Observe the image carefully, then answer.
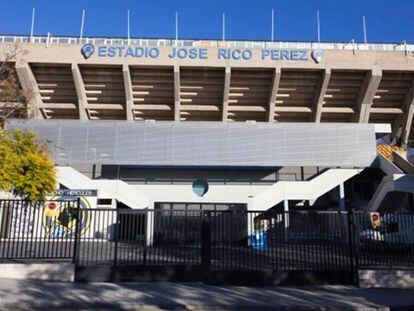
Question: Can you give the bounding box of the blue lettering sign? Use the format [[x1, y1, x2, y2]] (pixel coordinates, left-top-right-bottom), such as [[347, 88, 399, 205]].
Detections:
[[91, 45, 313, 62], [98, 46, 107, 57], [218, 49, 229, 60], [199, 48, 207, 59], [125, 47, 134, 57]]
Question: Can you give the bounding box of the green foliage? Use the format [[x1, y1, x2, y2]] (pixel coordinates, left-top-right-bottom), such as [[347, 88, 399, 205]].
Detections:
[[0, 129, 56, 201]]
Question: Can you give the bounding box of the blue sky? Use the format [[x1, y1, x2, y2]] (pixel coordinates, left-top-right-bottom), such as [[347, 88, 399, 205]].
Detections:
[[1, 0, 413, 43]]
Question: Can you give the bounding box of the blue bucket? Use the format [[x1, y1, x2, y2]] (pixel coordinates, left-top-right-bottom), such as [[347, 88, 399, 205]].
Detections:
[[249, 229, 267, 250]]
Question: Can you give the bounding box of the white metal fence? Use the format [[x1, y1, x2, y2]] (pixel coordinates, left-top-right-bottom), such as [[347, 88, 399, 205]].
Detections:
[[0, 35, 411, 53]]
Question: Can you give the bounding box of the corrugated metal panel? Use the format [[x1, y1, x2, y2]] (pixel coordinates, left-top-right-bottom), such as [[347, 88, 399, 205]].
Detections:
[[6, 120, 377, 167]]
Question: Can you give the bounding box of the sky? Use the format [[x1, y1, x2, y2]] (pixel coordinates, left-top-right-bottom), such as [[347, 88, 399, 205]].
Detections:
[[1, 0, 413, 43]]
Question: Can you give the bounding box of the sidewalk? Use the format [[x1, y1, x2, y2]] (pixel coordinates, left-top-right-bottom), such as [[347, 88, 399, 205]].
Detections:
[[0, 279, 413, 310]]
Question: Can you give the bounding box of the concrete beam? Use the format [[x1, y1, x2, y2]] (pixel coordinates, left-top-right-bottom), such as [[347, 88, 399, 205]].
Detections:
[[313, 68, 331, 122], [122, 64, 134, 121], [174, 65, 180, 121], [14, 61, 43, 119], [322, 107, 355, 114], [274, 107, 312, 113], [222, 66, 231, 122], [267, 68, 281, 122], [392, 80, 414, 144], [71, 63, 88, 120], [354, 66, 382, 123], [369, 107, 404, 114]]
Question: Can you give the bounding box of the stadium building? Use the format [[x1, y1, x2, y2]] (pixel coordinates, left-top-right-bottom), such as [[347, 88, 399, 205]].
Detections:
[[1, 35, 414, 213]]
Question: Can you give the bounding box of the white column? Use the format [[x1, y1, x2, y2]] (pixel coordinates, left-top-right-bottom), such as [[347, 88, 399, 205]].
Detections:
[[145, 209, 154, 246], [247, 212, 254, 246], [339, 183, 346, 211], [284, 199, 289, 241]]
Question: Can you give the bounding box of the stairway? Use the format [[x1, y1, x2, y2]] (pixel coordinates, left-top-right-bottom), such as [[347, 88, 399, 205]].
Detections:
[[57, 166, 149, 209], [367, 174, 414, 211], [251, 168, 361, 210]]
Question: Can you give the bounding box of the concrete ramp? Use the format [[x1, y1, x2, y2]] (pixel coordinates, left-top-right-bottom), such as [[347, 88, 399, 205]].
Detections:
[[57, 166, 149, 209], [252, 168, 361, 210], [367, 174, 414, 211]]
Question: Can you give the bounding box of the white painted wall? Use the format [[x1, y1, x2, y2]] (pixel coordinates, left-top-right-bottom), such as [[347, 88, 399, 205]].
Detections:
[[134, 183, 268, 209], [58, 166, 361, 211]]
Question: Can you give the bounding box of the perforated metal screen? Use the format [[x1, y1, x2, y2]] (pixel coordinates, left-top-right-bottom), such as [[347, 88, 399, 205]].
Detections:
[[7, 120, 376, 167]]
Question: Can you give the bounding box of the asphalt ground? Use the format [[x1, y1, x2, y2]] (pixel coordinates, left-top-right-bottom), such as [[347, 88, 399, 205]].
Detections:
[[0, 279, 414, 310]]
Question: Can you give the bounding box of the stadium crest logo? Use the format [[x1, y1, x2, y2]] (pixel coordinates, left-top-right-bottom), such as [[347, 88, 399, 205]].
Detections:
[[43, 196, 92, 238], [81, 44, 95, 59], [311, 49, 324, 63]]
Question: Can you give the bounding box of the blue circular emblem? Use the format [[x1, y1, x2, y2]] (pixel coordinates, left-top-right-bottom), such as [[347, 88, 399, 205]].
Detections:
[[311, 49, 324, 63], [192, 179, 209, 197], [81, 44, 95, 59]]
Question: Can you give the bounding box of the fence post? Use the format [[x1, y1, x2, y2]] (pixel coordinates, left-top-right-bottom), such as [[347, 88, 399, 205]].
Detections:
[[113, 209, 119, 281], [143, 209, 148, 266], [201, 211, 211, 281], [347, 208, 360, 287], [72, 198, 81, 264]]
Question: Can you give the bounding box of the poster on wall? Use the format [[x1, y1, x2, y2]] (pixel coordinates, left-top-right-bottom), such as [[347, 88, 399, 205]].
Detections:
[[9, 201, 36, 238], [43, 189, 97, 238]]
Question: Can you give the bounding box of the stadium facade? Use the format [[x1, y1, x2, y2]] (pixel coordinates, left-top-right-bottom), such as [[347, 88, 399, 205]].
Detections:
[[1, 35, 414, 213]]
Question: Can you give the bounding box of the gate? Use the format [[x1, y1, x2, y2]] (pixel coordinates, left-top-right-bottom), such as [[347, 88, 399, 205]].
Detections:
[[206, 210, 355, 285], [74, 209, 357, 285], [75, 209, 203, 282], [1, 200, 414, 286]]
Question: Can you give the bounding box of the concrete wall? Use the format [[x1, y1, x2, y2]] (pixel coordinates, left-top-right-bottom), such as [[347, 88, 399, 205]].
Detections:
[[3, 42, 414, 142], [0, 263, 75, 282], [359, 269, 414, 288]]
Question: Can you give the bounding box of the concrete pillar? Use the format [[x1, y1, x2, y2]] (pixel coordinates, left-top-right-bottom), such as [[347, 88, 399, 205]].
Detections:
[[354, 66, 382, 123], [247, 212, 254, 244], [122, 64, 134, 121], [267, 67, 281, 122], [71, 63, 88, 120], [392, 81, 414, 144], [339, 182, 346, 211], [174, 65, 180, 121], [222, 66, 231, 122], [145, 209, 155, 247], [15, 61, 43, 119], [313, 68, 331, 122], [284, 199, 289, 241]]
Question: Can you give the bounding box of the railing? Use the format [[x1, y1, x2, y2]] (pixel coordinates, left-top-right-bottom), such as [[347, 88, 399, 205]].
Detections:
[[0, 34, 412, 53], [355, 211, 414, 268], [1, 199, 414, 284], [79, 170, 318, 185], [376, 137, 406, 161], [0, 199, 79, 261]]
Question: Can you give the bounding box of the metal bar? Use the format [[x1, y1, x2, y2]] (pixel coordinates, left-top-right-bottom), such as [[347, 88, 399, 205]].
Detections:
[[114, 209, 119, 271], [201, 211, 211, 281], [72, 198, 81, 264]]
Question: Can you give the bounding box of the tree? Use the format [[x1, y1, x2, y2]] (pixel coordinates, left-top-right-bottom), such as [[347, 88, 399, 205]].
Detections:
[[0, 44, 55, 201], [0, 128, 56, 202], [0, 44, 29, 128]]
